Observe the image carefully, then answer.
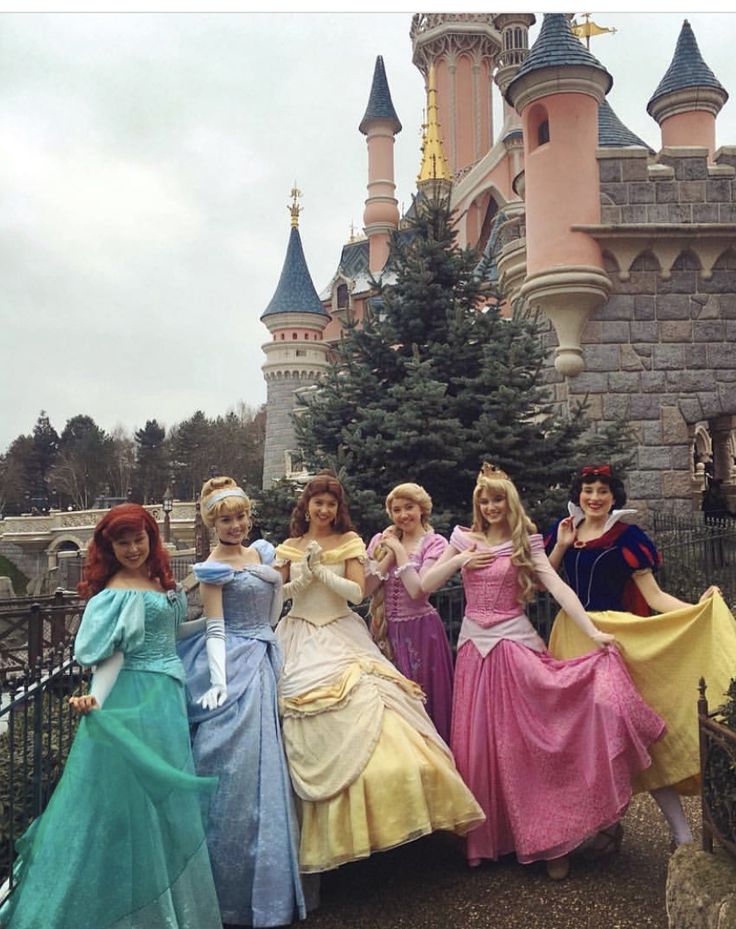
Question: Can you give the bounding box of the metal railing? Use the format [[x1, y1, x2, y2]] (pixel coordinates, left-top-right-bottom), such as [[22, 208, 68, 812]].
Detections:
[[0, 592, 84, 684], [0, 646, 89, 899], [698, 677, 736, 860], [652, 513, 736, 607]]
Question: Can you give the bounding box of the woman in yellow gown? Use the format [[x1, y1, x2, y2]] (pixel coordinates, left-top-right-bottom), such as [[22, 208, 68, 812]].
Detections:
[[274, 471, 484, 873], [546, 464, 736, 848]]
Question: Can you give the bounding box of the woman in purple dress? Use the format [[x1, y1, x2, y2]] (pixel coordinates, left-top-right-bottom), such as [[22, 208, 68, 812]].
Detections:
[[366, 483, 454, 743]]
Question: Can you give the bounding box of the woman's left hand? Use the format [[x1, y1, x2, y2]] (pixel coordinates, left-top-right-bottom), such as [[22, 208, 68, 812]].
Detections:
[[591, 631, 617, 650], [699, 585, 721, 602], [306, 540, 323, 571], [69, 694, 99, 715]]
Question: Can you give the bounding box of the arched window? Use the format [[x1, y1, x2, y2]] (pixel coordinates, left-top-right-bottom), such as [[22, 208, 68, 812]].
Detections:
[[337, 283, 349, 309]]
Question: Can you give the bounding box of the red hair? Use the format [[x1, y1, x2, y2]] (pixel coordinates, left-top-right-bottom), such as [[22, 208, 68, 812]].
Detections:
[[78, 503, 175, 599]]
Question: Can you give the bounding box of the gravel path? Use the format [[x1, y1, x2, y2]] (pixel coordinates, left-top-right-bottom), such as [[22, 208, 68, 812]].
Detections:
[[283, 795, 700, 929]]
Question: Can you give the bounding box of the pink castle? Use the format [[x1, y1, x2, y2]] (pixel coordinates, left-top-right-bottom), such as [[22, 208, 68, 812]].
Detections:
[[261, 14, 736, 520]]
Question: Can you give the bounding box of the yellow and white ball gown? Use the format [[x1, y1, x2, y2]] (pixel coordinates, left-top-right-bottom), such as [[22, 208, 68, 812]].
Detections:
[[275, 535, 484, 872]]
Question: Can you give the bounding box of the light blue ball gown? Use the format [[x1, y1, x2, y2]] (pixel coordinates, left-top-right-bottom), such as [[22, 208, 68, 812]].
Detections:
[[177, 539, 305, 928]]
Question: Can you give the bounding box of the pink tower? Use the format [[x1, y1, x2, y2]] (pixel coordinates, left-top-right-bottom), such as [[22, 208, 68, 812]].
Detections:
[[359, 56, 402, 276], [647, 19, 729, 162], [506, 13, 613, 377]]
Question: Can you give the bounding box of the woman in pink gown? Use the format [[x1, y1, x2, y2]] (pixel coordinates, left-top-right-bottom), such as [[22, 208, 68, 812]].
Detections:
[[366, 483, 454, 743], [422, 464, 666, 879]]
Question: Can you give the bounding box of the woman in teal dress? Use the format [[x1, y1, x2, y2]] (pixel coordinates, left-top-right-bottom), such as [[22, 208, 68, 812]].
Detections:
[[0, 503, 222, 929]]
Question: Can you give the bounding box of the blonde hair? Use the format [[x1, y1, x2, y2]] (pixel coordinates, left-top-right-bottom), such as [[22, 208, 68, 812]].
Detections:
[[472, 475, 537, 606], [385, 483, 432, 529], [370, 482, 433, 660], [199, 476, 251, 530]]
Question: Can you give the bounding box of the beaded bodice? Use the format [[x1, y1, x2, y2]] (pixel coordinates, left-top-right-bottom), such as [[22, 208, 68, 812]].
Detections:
[[221, 568, 278, 635]]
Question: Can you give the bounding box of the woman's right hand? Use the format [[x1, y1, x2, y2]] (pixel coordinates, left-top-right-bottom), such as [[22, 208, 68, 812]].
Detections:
[[590, 630, 616, 650], [556, 516, 576, 549], [69, 694, 99, 715], [461, 543, 495, 570]]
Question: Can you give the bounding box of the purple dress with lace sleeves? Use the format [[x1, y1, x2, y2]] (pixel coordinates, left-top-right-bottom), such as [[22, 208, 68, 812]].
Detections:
[[367, 531, 454, 743]]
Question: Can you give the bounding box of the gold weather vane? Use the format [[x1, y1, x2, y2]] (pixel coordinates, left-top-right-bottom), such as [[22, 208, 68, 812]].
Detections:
[[288, 183, 302, 228], [571, 13, 617, 50]]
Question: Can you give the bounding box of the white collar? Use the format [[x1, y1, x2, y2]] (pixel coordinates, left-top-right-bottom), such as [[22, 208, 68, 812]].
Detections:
[[567, 501, 638, 534]]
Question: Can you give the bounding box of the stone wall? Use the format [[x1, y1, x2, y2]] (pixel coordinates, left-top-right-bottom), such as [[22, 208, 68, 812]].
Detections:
[[547, 146, 736, 518], [262, 371, 313, 488]]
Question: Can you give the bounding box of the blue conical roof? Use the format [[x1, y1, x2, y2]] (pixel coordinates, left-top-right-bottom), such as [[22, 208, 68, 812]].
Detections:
[[261, 227, 328, 320], [506, 13, 612, 103], [359, 56, 402, 135], [599, 99, 652, 151], [647, 20, 727, 113]]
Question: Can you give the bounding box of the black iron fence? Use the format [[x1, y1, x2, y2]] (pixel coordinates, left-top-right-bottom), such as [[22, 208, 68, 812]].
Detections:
[[0, 592, 84, 685], [0, 646, 89, 898], [652, 512, 736, 607], [698, 677, 736, 860]]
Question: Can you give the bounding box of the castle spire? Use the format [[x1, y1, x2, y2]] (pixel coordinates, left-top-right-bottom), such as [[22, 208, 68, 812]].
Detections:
[[359, 55, 402, 135], [647, 20, 728, 159], [288, 184, 302, 229], [417, 65, 451, 193]]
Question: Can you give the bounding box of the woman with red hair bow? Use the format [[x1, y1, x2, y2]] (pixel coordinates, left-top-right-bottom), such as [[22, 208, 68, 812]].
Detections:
[[0, 504, 221, 929], [546, 465, 736, 851]]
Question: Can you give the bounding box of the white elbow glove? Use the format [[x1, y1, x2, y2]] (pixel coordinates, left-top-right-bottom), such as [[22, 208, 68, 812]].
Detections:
[[199, 617, 227, 710], [89, 650, 125, 708], [312, 563, 364, 605], [283, 561, 314, 600]]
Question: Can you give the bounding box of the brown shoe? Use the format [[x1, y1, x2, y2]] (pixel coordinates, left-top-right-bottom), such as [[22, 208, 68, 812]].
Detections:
[[546, 855, 571, 880]]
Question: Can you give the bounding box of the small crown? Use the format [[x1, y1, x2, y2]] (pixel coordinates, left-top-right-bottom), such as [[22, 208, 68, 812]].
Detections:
[[479, 461, 510, 481]]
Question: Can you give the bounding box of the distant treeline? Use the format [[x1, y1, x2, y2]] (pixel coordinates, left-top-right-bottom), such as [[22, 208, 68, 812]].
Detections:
[[0, 405, 265, 515]]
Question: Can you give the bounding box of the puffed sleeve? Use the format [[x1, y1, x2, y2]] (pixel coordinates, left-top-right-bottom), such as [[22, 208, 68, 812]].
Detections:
[[619, 525, 661, 573], [74, 589, 146, 667], [420, 532, 447, 564], [366, 532, 383, 559], [449, 526, 471, 551], [252, 538, 276, 565], [192, 561, 235, 586]]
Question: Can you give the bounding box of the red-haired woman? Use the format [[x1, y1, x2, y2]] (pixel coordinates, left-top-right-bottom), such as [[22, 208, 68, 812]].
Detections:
[[274, 472, 484, 875], [0, 504, 221, 929]]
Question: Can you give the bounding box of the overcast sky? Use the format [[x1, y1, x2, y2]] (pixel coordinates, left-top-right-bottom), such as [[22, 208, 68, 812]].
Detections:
[[2, 7, 735, 453]]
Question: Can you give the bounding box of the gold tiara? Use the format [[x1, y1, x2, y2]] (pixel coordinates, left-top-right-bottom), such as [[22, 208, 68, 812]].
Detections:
[[479, 462, 510, 481]]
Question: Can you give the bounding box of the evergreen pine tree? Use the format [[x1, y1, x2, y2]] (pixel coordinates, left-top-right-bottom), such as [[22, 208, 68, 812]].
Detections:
[[296, 195, 633, 536]]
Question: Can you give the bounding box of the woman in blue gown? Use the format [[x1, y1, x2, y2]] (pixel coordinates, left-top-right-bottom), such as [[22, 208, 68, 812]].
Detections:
[[177, 476, 305, 928], [0, 503, 222, 929]]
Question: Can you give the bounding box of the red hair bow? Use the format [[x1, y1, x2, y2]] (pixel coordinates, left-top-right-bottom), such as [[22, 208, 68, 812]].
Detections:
[[581, 465, 612, 477]]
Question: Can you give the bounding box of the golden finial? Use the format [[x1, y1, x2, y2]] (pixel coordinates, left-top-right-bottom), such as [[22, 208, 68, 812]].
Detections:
[[571, 13, 617, 50], [479, 462, 510, 482], [348, 220, 356, 243], [288, 183, 302, 228], [417, 65, 451, 187]]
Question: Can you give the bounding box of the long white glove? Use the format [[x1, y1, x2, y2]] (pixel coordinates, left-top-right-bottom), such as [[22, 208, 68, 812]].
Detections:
[[199, 617, 227, 710], [311, 563, 364, 605], [89, 650, 125, 708], [283, 560, 314, 600]]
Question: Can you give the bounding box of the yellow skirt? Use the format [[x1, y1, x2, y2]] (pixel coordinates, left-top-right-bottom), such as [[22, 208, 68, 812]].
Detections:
[[548, 593, 736, 793], [298, 707, 483, 872]]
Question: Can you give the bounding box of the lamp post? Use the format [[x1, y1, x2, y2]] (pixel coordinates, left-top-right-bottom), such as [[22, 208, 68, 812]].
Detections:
[[162, 486, 173, 544]]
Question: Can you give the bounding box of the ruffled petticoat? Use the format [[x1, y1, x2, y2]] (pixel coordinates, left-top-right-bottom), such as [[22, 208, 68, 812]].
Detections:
[[276, 610, 484, 872]]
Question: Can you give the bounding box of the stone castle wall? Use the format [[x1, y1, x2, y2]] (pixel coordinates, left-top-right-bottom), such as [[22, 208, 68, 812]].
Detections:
[[262, 371, 314, 488], [546, 146, 736, 518]]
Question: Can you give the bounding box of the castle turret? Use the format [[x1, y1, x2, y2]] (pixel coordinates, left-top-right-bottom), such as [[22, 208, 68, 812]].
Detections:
[[494, 13, 536, 144], [411, 13, 501, 177], [359, 56, 402, 275], [506, 13, 613, 377], [647, 19, 728, 161], [260, 188, 330, 487]]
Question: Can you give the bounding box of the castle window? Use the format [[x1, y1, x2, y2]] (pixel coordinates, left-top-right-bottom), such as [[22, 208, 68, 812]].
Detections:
[[527, 103, 550, 151], [280, 333, 285, 340], [538, 120, 550, 145], [337, 283, 349, 309], [292, 332, 298, 339]]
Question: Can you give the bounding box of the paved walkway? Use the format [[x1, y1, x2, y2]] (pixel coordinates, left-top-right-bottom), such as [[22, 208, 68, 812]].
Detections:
[[289, 795, 700, 929]]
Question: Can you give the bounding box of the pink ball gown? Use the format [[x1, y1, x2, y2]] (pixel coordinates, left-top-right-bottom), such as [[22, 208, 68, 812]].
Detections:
[[449, 527, 666, 865]]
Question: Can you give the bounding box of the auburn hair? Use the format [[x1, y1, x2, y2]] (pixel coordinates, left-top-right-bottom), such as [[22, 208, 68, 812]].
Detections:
[[289, 471, 355, 537], [78, 503, 175, 599]]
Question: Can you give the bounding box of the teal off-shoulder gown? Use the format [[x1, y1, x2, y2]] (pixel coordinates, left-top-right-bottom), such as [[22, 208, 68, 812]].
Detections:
[[0, 586, 222, 929]]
